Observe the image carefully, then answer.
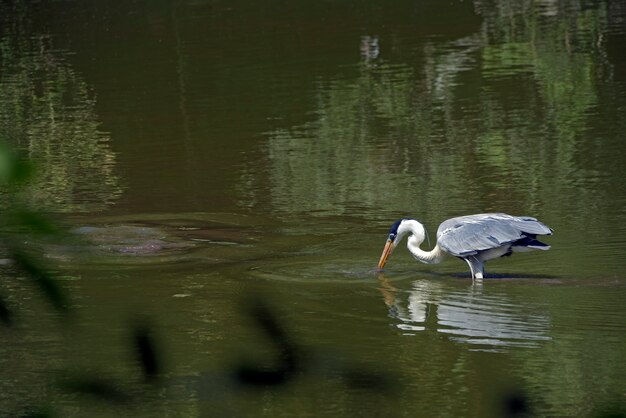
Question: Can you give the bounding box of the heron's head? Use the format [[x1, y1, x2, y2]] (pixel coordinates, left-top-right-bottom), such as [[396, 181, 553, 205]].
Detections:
[[377, 218, 424, 269]]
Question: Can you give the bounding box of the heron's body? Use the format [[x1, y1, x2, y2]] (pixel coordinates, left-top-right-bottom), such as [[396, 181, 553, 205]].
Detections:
[[377, 213, 552, 279]]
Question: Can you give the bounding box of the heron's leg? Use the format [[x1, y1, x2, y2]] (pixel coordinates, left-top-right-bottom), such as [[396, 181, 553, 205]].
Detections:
[[464, 256, 484, 280]]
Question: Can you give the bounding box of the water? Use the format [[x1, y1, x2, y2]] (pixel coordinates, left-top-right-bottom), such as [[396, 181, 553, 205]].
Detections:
[[1, 1, 625, 417]]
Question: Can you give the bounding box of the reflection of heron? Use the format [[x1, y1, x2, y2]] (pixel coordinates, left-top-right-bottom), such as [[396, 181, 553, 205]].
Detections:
[[377, 213, 552, 279], [377, 276, 551, 349]]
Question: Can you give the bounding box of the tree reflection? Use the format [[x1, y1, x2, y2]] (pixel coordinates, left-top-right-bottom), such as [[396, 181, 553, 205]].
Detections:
[[249, 0, 613, 231], [0, 2, 121, 213]]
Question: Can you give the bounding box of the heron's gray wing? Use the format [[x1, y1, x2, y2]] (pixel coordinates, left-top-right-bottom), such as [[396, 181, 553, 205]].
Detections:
[[436, 213, 552, 257]]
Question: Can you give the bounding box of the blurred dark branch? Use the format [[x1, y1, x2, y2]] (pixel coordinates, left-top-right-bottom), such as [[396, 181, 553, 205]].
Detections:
[[11, 405, 55, 418], [502, 390, 530, 417], [133, 322, 162, 383], [0, 292, 13, 326], [58, 375, 132, 404], [233, 297, 302, 387], [10, 248, 70, 314]]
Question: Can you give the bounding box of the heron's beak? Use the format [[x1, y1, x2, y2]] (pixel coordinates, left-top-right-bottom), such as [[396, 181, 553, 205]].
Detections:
[[377, 239, 395, 269]]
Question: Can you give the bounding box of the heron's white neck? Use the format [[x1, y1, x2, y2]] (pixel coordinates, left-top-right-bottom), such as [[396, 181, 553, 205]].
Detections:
[[406, 235, 445, 264], [396, 220, 445, 265]]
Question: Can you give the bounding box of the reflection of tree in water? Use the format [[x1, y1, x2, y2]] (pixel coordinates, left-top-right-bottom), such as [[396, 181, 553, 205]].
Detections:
[[261, 61, 465, 218], [0, 3, 121, 213], [476, 0, 612, 214], [252, 0, 614, 226]]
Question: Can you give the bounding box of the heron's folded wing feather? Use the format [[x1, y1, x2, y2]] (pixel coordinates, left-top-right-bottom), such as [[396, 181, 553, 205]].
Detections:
[[436, 214, 552, 257]]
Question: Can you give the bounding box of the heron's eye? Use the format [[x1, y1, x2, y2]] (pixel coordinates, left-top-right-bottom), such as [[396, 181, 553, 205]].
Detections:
[[388, 233, 396, 241]]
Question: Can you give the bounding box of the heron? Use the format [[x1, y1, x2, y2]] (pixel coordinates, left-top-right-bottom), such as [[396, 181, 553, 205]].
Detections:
[[376, 213, 552, 279]]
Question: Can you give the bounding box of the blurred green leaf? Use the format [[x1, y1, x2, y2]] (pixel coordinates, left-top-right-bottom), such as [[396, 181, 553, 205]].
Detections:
[[0, 140, 33, 185], [10, 209, 62, 236]]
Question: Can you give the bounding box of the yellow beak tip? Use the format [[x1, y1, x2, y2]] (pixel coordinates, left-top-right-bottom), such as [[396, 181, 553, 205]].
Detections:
[[377, 239, 394, 270]]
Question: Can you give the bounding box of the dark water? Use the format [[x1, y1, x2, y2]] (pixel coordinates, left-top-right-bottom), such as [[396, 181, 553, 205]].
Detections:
[[1, 1, 625, 416]]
